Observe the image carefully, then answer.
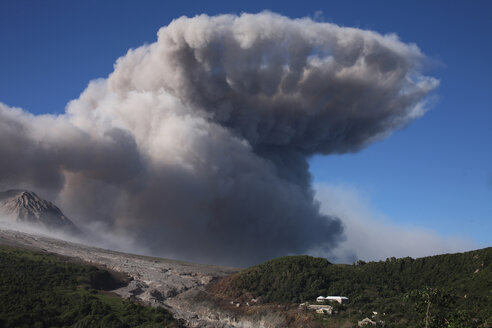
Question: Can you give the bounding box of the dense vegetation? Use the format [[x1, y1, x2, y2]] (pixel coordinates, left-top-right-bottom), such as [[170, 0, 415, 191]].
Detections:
[[210, 248, 492, 327], [0, 246, 181, 328]]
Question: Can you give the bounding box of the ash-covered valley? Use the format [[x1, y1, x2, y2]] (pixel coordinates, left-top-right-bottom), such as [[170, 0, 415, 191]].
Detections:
[[0, 228, 248, 327]]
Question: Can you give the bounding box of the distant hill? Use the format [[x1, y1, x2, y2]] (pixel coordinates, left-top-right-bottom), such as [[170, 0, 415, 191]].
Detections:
[[0, 190, 79, 235], [209, 248, 492, 327]]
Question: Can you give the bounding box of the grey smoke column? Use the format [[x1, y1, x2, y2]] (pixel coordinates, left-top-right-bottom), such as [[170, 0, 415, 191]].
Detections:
[[0, 12, 438, 266]]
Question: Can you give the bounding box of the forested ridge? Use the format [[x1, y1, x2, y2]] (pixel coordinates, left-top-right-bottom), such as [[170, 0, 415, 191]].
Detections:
[[210, 248, 492, 327], [0, 246, 181, 328]]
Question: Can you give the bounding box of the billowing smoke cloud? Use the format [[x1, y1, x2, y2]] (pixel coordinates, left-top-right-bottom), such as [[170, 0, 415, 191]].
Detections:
[[0, 12, 438, 266]]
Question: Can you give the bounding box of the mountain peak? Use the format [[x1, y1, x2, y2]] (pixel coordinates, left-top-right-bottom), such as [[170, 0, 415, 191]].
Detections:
[[0, 189, 79, 235]]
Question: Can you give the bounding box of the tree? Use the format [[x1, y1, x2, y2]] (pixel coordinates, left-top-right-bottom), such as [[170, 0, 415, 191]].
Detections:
[[404, 286, 451, 328]]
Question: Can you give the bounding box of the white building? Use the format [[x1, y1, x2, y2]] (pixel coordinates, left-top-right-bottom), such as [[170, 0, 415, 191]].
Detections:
[[316, 296, 349, 304], [316, 307, 333, 315], [307, 304, 334, 315]]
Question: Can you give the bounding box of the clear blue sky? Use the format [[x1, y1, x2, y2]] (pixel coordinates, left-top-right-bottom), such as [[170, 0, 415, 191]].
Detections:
[[1, 0, 490, 247]]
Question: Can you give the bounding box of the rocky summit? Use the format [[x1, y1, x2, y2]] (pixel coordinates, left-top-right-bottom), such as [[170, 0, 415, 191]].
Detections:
[[0, 190, 79, 235]]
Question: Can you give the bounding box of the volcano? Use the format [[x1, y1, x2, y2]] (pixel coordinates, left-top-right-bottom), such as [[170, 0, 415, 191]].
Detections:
[[0, 189, 79, 235]]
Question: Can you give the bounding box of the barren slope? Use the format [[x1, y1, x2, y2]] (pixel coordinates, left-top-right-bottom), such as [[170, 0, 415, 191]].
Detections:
[[0, 228, 246, 327]]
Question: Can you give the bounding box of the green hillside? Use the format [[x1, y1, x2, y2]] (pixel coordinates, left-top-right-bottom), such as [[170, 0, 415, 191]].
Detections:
[[0, 246, 181, 328], [210, 248, 492, 327]]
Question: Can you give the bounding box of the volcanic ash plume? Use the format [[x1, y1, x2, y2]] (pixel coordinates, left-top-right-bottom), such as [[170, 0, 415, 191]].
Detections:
[[0, 12, 438, 266]]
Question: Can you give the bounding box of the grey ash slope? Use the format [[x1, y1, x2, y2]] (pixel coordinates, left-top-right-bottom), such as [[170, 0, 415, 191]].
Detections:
[[0, 229, 239, 328], [0, 190, 79, 235]]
